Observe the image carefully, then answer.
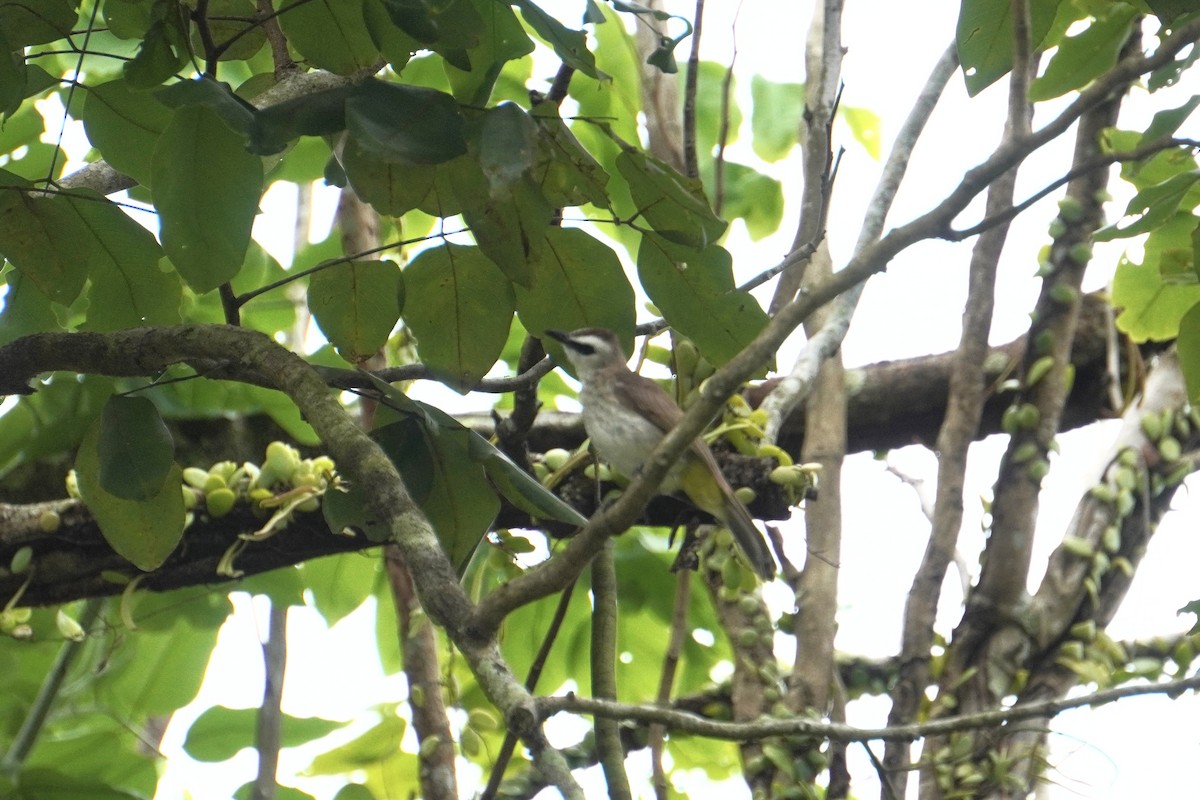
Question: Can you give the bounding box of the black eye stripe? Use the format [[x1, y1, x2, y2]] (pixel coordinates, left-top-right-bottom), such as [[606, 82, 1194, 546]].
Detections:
[[575, 343, 595, 355]]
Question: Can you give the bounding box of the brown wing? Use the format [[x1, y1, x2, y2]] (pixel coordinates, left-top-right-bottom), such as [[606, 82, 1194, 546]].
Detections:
[[610, 370, 733, 490]]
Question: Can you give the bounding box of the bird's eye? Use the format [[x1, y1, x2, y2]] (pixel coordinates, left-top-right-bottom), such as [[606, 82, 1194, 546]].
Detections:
[[574, 343, 595, 355]]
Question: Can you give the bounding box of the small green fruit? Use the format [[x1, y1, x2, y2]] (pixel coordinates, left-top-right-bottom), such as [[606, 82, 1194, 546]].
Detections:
[[206, 487, 237, 518]]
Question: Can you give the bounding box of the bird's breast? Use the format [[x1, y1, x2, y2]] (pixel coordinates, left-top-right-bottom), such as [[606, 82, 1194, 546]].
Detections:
[[579, 385, 684, 491]]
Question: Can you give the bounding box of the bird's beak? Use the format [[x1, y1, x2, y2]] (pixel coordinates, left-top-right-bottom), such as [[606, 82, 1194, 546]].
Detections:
[[544, 329, 570, 345]]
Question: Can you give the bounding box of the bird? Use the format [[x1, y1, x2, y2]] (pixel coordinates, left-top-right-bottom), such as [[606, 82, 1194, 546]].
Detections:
[[545, 327, 776, 579]]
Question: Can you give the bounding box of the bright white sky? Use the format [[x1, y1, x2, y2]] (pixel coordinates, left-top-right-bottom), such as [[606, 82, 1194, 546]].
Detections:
[[79, 1, 1194, 797]]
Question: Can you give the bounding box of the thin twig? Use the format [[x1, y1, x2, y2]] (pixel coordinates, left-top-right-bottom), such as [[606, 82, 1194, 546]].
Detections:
[[538, 673, 1200, 742], [681, 0, 705, 180], [590, 541, 631, 799], [251, 602, 287, 800]]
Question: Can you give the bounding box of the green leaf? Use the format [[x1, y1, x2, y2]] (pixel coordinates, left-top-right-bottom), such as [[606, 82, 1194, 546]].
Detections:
[[1096, 170, 1200, 241], [716, 162, 784, 241], [694, 61, 740, 162], [252, 84, 355, 155], [0, 0, 79, 47], [152, 104, 263, 293], [0, 375, 113, 476], [194, 0, 266, 61], [1113, 217, 1200, 341], [515, 227, 635, 343], [300, 553, 379, 625], [0, 170, 89, 303], [184, 705, 344, 762], [1142, 96, 1200, 145], [124, 20, 188, 89], [842, 105, 882, 160], [444, 0, 534, 105], [55, 191, 182, 331], [0, 30, 25, 119], [462, 179, 552, 287], [956, 0, 1061, 96], [306, 716, 407, 775], [278, 0, 380, 74], [374, 418, 498, 572], [530, 105, 610, 208], [154, 76, 258, 139], [8, 769, 142, 800], [750, 74, 803, 162], [94, 605, 221, 716], [0, 264, 58, 345], [97, 395, 174, 501], [346, 80, 467, 165], [465, 432, 587, 526], [513, 0, 602, 79], [403, 243, 515, 391], [476, 102, 538, 191], [82, 78, 174, 187], [1178, 301, 1200, 402], [637, 235, 769, 365], [234, 785, 315, 800], [75, 420, 185, 571], [308, 260, 403, 362], [1030, 6, 1136, 101], [342, 140, 436, 216], [616, 148, 726, 248]]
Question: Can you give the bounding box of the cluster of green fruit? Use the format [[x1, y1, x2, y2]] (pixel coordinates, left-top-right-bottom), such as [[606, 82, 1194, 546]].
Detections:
[[65, 441, 337, 522]]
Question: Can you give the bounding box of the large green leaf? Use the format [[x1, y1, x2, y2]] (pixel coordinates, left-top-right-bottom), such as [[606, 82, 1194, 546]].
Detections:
[[58, 191, 183, 331], [694, 61, 740, 162], [152, 104, 263, 293], [956, 0, 1062, 96], [0, 263, 58, 346], [300, 552, 381, 625], [9, 770, 142, 800], [123, 19, 188, 89], [351, 372, 588, 529], [1030, 5, 1136, 101], [443, 0, 533, 104], [462, 178, 552, 287], [346, 80, 467, 165], [531, 105, 610, 209], [97, 395, 175, 501], [0, 0, 79, 47], [154, 76, 258, 139], [74, 419, 185, 571], [94, 603, 220, 717], [750, 74, 803, 163], [0, 171, 89, 303], [715, 162, 784, 241], [342, 140, 436, 215], [0, 375, 113, 476], [82, 79, 173, 187], [637, 235, 769, 365], [1096, 170, 1200, 241], [1112, 217, 1200, 341], [465, 432, 587, 527], [1177, 301, 1200, 402], [278, 0, 380, 74], [184, 705, 344, 762], [306, 716, 408, 775], [616, 148, 726, 248], [308, 260, 404, 362], [0, 30, 25, 119], [512, 0, 601, 79], [403, 243, 515, 391], [515, 227, 635, 344]]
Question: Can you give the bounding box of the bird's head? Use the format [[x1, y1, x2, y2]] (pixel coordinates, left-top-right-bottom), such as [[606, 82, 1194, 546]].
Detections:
[[545, 328, 626, 379]]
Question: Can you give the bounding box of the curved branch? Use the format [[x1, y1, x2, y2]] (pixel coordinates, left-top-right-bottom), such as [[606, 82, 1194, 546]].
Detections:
[[538, 674, 1200, 743]]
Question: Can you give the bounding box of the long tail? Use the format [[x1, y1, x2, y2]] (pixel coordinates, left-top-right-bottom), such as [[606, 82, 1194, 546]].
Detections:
[[718, 487, 777, 580]]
